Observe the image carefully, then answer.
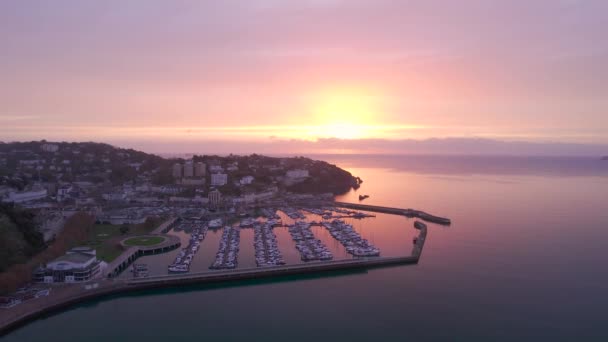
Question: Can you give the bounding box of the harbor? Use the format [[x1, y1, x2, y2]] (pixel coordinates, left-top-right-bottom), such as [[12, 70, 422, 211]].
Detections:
[[288, 221, 333, 261], [210, 226, 240, 270], [1, 203, 435, 336], [253, 222, 285, 267], [168, 221, 208, 273]]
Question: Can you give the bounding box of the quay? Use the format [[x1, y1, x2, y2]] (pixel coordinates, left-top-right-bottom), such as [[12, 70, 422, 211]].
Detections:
[[333, 202, 451, 225]]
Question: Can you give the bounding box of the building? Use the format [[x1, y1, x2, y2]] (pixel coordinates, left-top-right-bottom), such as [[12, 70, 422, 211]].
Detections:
[[172, 163, 182, 178], [286, 169, 309, 179], [183, 161, 194, 178], [3, 189, 48, 203], [240, 176, 254, 185], [208, 189, 222, 207], [33, 247, 102, 283], [209, 164, 224, 173], [211, 173, 228, 186], [102, 192, 127, 201], [180, 178, 205, 186], [238, 188, 277, 204], [195, 162, 206, 177], [41, 143, 59, 153]]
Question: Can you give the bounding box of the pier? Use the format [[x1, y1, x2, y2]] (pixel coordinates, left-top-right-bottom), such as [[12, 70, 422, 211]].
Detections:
[[333, 202, 451, 225]]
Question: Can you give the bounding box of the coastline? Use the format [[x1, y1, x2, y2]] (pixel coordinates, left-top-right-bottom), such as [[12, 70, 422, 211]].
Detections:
[[1, 204, 438, 336], [0, 255, 423, 336]]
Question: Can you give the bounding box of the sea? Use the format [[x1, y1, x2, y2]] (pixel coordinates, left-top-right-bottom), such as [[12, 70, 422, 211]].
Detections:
[[4, 155, 608, 341]]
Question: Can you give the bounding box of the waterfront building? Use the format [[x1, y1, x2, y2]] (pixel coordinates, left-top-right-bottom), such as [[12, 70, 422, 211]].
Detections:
[[33, 247, 102, 283], [211, 173, 228, 186], [195, 162, 206, 177], [172, 163, 182, 178]]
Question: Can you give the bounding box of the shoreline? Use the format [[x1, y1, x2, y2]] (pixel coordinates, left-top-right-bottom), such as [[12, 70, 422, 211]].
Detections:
[[1, 205, 436, 337], [0, 254, 422, 336]]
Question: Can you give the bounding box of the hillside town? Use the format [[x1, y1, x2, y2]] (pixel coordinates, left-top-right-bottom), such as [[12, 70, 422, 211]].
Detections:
[[0, 140, 359, 256]]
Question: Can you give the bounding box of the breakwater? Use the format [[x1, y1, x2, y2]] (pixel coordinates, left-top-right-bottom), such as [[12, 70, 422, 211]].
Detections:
[[333, 202, 451, 225], [126, 255, 419, 289]]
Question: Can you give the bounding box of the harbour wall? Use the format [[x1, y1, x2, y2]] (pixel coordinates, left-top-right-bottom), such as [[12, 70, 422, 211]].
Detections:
[[1, 255, 420, 336], [333, 202, 451, 225]]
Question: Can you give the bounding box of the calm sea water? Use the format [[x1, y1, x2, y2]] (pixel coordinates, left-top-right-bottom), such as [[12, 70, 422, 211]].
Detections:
[[5, 155, 608, 341]]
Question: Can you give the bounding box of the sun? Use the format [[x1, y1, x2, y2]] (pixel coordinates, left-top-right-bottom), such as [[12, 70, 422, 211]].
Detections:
[[308, 89, 380, 140]]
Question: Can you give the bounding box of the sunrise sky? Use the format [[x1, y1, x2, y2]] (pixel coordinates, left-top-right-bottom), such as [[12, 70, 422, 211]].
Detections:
[[1, 0, 607, 154]]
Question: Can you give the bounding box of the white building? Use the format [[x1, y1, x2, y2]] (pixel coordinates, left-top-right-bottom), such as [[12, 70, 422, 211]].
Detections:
[[3, 189, 48, 203], [240, 176, 254, 185], [33, 247, 102, 283], [286, 169, 309, 179], [209, 165, 224, 173], [57, 185, 73, 202], [211, 173, 228, 186], [41, 143, 59, 153]]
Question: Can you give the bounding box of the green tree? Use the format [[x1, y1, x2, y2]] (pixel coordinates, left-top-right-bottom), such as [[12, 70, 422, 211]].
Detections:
[[120, 224, 130, 235]]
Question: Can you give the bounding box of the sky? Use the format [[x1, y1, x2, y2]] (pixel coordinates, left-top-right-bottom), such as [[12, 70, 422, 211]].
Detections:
[[0, 0, 607, 154]]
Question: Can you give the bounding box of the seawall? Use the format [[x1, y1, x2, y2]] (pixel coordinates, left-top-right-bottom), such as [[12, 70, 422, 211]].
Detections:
[[333, 202, 451, 225]]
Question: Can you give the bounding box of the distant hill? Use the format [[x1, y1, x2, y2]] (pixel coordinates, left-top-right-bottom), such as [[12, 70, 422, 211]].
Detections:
[[602, 156, 608, 160], [0, 140, 359, 194]]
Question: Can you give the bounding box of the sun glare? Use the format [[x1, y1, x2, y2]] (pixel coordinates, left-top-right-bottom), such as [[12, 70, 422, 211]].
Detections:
[[308, 89, 381, 140]]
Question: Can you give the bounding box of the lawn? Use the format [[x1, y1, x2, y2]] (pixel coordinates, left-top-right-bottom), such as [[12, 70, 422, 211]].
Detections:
[[123, 236, 165, 247], [83, 218, 165, 262]]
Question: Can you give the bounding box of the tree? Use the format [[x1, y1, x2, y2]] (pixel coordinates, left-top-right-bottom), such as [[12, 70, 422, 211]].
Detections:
[[120, 224, 130, 235]]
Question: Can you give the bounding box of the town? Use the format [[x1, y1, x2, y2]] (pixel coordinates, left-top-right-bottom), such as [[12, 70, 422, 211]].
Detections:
[[0, 141, 363, 291], [0, 141, 447, 333]]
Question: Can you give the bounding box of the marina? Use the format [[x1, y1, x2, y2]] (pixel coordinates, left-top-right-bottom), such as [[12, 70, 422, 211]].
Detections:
[[323, 220, 380, 257], [0, 205, 433, 336], [253, 222, 285, 267], [287, 221, 333, 261], [168, 222, 208, 273], [210, 226, 240, 270]]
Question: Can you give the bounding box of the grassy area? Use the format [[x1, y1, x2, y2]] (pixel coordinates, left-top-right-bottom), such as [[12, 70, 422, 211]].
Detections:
[[123, 236, 165, 246], [83, 217, 165, 262]]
